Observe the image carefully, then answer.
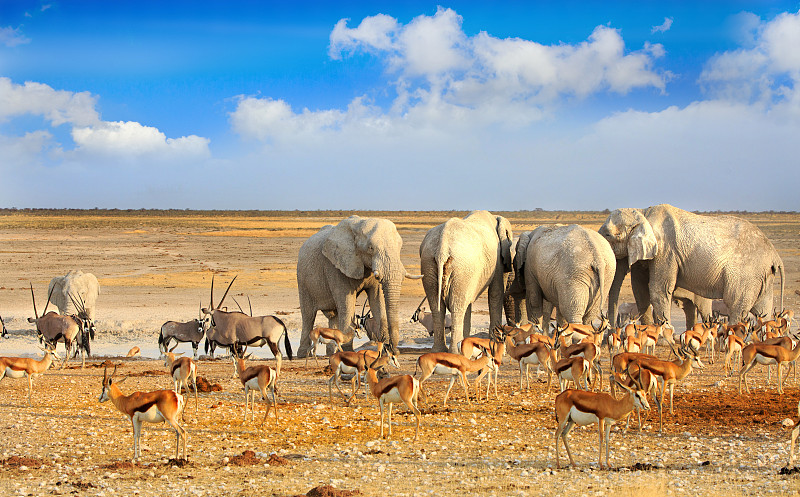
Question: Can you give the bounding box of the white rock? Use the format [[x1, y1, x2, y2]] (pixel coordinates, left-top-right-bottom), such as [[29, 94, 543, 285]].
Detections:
[[782, 418, 795, 428]]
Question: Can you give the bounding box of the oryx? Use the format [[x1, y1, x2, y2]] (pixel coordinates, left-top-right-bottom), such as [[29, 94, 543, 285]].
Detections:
[[1, 315, 7, 338], [159, 305, 211, 359], [201, 275, 293, 378], [26, 283, 88, 368]]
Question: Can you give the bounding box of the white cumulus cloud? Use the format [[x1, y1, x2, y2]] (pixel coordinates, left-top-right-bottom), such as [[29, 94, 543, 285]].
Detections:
[[0, 77, 99, 126], [72, 121, 210, 158]]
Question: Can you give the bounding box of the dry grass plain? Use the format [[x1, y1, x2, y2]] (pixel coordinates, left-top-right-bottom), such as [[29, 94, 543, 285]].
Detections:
[[1, 210, 800, 497]]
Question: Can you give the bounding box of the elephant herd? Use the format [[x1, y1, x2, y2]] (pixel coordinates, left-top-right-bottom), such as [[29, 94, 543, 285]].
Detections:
[[297, 204, 784, 356]]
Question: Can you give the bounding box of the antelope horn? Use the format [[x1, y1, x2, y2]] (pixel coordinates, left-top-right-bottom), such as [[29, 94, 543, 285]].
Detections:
[[210, 273, 215, 310], [103, 364, 108, 383], [30, 282, 38, 319], [41, 283, 55, 316], [247, 295, 252, 317], [216, 275, 237, 310], [232, 297, 245, 314]]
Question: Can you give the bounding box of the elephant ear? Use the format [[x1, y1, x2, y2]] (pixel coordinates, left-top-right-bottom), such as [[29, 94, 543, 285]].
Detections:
[[322, 219, 365, 280], [496, 216, 513, 272], [627, 215, 658, 266], [47, 277, 64, 310]]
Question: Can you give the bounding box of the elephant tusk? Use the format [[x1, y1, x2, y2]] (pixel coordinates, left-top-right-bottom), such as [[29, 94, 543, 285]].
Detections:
[[404, 272, 423, 280]]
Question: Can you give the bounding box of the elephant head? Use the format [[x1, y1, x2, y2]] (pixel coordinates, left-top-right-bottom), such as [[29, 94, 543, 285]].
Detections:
[[322, 216, 409, 344], [598, 208, 658, 268], [48, 270, 100, 321]]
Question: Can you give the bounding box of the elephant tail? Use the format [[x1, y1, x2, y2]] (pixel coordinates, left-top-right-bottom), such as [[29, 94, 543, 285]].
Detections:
[[437, 254, 453, 315], [591, 264, 605, 317]]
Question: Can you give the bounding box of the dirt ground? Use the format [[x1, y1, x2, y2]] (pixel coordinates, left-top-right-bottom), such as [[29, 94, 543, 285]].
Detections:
[[1, 210, 800, 496]]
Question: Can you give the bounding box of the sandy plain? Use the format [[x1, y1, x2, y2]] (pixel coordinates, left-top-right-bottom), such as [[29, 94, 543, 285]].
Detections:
[[0, 210, 799, 497]]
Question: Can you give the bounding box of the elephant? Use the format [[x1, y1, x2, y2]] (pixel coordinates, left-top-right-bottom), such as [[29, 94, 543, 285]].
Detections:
[[296, 216, 421, 356], [48, 270, 100, 321], [510, 224, 615, 328], [598, 204, 784, 329], [419, 210, 513, 353]]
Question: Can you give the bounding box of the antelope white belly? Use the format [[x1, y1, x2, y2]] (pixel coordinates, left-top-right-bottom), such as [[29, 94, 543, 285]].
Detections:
[[381, 387, 403, 403], [245, 377, 262, 390], [520, 354, 541, 365], [755, 354, 778, 366], [3, 368, 27, 379], [339, 364, 358, 375], [134, 406, 166, 424], [568, 406, 599, 426], [433, 365, 459, 376]]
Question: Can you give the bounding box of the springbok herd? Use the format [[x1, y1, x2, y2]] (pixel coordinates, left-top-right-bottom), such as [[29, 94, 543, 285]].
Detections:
[[1, 209, 799, 475]]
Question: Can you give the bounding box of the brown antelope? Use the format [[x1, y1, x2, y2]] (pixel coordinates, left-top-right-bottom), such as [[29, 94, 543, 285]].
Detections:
[[494, 326, 556, 392], [557, 316, 609, 345], [749, 333, 799, 384], [610, 364, 658, 432], [414, 349, 496, 408], [778, 308, 794, 329], [554, 356, 591, 392], [27, 283, 85, 368], [738, 339, 800, 395], [554, 376, 650, 469], [126, 346, 141, 358], [162, 351, 198, 418], [723, 332, 746, 377], [680, 322, 717, 364], [98, 365, 187, 461], [306, 326, 361, 366], [605, 324, 623, 356], [234, 352, 278, 425], [611, 351, 658, 376], [459, 332, 508, 399], [630, 345, 704, 432], [365, 350, 421, 440], [557, 329, 604, 391], [327, 345, 398, 404], [0, 348, 60, 405]]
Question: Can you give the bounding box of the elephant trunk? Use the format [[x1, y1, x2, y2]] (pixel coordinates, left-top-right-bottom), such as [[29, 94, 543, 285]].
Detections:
[[375, 255, 404, 353], [607, 258, 629, 329]]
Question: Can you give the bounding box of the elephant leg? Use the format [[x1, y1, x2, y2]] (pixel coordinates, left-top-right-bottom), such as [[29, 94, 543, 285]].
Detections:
[[541, 300, 554, 334], [449, 305, 467, 354], [630, 263, 653, 324], [335, 292, 358, 355], [488, 274, 505, 334], [297, 303, 319, 358], [647, 265, 676, 325], [463, 303, 472, 338], [526, 278, 545, 331]]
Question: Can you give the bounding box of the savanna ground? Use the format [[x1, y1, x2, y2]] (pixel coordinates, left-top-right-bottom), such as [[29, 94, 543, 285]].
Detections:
[[1, 210, 800, 496]]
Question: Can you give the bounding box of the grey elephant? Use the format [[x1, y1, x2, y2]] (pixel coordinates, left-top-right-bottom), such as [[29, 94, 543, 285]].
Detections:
[[296, 216, 421, 356], [419, 210, 513, 353], [48, 270, 100, 321], [511, 225, 615, 327], [599, 204, 784, 328]]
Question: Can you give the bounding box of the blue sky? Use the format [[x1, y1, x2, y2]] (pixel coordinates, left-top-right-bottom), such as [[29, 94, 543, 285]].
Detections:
[[1, 1, 799, 210]]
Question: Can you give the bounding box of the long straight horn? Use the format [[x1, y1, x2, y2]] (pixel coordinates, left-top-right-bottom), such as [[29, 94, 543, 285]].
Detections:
[[216, 275, 237, 310], [247, 295, 252, 317], [103, 364, 108, 383], [30, 282, 38, 319], [210, 273, 215, 310], [42, 283, 55, 316]]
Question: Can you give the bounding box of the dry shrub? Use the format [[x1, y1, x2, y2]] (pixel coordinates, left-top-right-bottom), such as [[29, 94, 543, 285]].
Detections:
[[1, 456, 44, 469], [229, 450, 261, 466], [194, 376, 223, 392], [266, 454, 290, 466], [303, 485, 361, 497]]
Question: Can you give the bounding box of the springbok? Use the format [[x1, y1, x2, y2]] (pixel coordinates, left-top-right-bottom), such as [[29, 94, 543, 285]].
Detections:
[[554, 376, 650, 469], [0, 347, 60, 405], [328, 344, 399, 404], [414, 349, 496, 408], [493, 325, 556, 392], [739, 339, 800, 395], [202, 275, 293, 378], [306, 326, 361, 366], [98, 364, 187, 461], [630, 345, 704, 432], [234, 352, 278, 426], [365, 349, 422, 440], [162, 350, 198, 418]]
